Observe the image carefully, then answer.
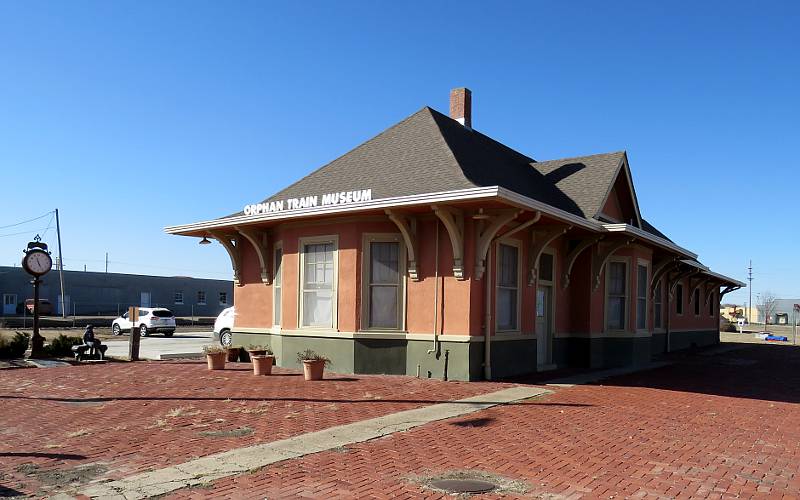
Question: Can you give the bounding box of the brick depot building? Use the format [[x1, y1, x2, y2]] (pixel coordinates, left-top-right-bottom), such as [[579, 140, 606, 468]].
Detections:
[[167, 89, 743, 381]]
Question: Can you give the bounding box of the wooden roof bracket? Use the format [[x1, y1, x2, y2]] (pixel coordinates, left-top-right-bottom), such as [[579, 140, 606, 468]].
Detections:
[[720, 285, 741, 299], [209, 230, 242, 287], [432, 205, 466, 280], [688, 275, 709, 305], [561, 235, 602, 289], [472, 209, 521, 281], [385, 209, 420, 281], [592, 237, 635, 291], [668, 268, 698, 301], [650, 257, 679, 298], [528, 224, 571, 286], [704, 281, 721, 306], [236, 227, 270, 285]]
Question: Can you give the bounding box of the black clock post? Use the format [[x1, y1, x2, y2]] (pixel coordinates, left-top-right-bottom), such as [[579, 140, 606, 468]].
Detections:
[[22, 236, 53, 358]]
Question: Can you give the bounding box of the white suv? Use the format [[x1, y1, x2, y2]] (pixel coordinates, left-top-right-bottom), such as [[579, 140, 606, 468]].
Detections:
[[112, 308, 176, 337], [213, 307, 235, 347]]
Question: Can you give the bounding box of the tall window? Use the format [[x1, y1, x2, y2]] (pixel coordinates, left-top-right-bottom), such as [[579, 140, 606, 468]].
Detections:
[[365, 240, 402, 329], [654, 280, 662, 329], [219, 291, 228, 305], [607, 261, 627, 330], [636, 264, 648, 330], [274, 246, 283, 326], [675, 283, 683, 315], [496, 243, 519, 331], [174, 291, 184, 305], [197, 291, 206, 305], [693, 287, 701, 316], [300, 240, 336, 328]]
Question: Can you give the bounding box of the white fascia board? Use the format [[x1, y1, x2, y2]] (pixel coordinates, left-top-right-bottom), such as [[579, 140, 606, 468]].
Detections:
[[680, 259, 709, 271], [164, 186, 502, 235], [701, 270, 746, 288], [164, 185, 608, 236], [602, 223, 698, 259]]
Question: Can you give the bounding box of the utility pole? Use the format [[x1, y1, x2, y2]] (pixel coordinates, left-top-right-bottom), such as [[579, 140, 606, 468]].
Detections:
[[55, 208, 66, 319], [747, 260, 753, 323], [105, 252, 109, 273]]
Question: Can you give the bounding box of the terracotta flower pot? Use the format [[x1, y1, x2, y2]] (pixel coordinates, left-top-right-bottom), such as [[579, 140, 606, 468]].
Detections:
[[206, 352, 226, 370], [226, 347, 240, 362], [252, 355, 274, 376], [302, 359, 326, 381], [247, 349, 268, 357]]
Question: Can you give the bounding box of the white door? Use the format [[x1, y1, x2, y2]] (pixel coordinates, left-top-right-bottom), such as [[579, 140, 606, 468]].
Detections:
[[3, 294, 17, 315], [536, 285, 553, 368], [140, 292, 151, 308]]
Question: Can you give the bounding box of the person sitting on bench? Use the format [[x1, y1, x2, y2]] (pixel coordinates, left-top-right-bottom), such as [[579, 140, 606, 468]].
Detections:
[[83, 325, 104, 355]]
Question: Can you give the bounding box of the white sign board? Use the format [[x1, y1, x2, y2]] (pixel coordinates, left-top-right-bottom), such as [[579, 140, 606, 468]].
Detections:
[[244, 189, 372, 216]]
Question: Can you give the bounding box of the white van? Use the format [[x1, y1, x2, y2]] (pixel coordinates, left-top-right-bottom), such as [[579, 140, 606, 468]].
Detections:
[[213, 307, 235, 346]]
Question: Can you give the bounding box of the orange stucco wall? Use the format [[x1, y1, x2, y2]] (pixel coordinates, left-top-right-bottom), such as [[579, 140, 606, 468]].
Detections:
[[231, 214, 719, 339]]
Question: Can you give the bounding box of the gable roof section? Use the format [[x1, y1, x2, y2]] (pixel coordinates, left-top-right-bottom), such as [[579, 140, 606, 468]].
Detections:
[[531, 151, 633, 224]]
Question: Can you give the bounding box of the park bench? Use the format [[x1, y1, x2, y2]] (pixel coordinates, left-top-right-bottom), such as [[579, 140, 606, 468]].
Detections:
[[71, 343, 108, 361]]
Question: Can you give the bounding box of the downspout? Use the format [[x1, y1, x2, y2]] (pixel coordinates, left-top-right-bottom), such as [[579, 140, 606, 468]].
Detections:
[[484, 242, 493, 380], [666, 285, 671, 353], [428, 220, 440, 356]]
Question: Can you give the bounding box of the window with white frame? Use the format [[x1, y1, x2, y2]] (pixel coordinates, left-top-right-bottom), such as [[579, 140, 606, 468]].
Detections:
[[174, 291, 184, 305], [636, 263, 648, 330], [300, 238, 337, 328], [219, 291, 228, 305], [606, 261, 627, 330], [654, 280, 663, 329], [274, 245, 283, 326], [363, 237, 404, 330], [693, 287, 701, 316], [197, 290, 206, 305], [496, 242, 520, 331], [675, 283, 683, 315]]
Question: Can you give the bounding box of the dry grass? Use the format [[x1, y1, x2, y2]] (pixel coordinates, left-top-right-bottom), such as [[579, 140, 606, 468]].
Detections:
[[66, 429, 91, 438]]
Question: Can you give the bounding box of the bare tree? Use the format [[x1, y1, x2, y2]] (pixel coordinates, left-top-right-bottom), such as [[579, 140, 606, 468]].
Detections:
[[757, 292, 778, 330]]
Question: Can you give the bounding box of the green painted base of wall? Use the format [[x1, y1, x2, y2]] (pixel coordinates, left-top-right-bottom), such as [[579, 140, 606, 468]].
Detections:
[[231, 331, 480, 381], [230, 330, 718, 381]]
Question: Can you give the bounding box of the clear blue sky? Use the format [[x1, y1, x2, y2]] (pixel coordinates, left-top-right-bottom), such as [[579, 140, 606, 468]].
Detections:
[[1, 1, 797, 307]]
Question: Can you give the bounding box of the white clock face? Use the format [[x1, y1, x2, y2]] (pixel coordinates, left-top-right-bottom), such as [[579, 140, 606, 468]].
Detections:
[[25, 250, 52, 275]]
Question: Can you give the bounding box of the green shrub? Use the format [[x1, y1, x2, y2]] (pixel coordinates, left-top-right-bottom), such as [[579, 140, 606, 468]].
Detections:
[[0, 331, 30, 359], [45, 334, 83, 357]]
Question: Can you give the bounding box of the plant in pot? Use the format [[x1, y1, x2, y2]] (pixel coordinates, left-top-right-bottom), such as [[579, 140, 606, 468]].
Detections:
[[204, 345, 227, 371], [251, 346, 275, 376], [247, 344, 269, 356], [296, 349, 331, 381]]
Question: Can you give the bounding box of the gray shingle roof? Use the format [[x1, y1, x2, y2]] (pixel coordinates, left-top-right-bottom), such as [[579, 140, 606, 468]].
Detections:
[[226, 107, 645, 230], [530, 151, 626, 221]]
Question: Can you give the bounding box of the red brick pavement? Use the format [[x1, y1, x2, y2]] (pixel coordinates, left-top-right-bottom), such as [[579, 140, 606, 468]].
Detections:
[[0, 360, 509, 496], [167, 344, 800, 499]]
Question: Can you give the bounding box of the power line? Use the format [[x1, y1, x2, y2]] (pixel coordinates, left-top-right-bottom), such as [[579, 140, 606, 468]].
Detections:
[[0, 211, 54, 230], [0, 227, 50, 238]]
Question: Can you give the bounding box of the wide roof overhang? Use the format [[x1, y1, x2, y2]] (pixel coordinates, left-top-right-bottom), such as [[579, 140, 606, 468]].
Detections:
[[165, 185, 743, 288]]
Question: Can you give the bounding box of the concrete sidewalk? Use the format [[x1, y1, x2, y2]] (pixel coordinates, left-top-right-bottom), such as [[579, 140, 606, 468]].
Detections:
[[104, 331, 213, 360]]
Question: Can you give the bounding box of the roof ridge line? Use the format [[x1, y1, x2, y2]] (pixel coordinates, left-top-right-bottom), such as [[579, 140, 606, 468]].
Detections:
[[534, 150, 626, 165]]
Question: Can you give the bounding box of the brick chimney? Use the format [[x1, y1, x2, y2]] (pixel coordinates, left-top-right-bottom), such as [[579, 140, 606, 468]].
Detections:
[[449, 87, 472, 128]]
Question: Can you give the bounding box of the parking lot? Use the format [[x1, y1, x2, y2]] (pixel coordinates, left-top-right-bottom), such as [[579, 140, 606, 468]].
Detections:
[[3, 339, 800, 498]]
